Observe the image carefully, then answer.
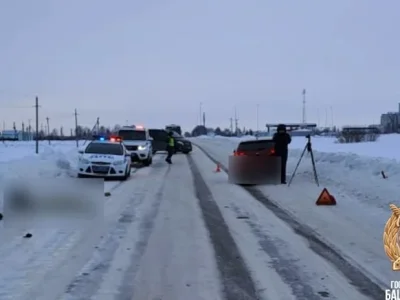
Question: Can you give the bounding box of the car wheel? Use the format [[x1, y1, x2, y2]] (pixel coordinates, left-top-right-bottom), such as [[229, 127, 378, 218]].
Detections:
[[183, 151, 190, 154], [143, 158, 151, 166], [78, 173, 85, 178], [120, 168, 129, 181]]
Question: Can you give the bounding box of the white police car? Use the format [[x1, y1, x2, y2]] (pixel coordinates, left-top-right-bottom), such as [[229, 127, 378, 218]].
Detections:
[[117, 125, 153, 166], [77, 136, 132, 180]]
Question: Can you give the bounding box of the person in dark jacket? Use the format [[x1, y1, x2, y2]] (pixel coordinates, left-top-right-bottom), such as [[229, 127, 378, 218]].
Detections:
[[273, 124, 291, 184], [165, 131, 175, 164]]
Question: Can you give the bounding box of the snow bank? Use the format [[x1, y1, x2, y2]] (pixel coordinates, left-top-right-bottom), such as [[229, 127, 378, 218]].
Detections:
[[197, 134, 256, 142], [201, 133, 400, 161], [0, 141, 79, 179], [197, 134, 400, 190], [191, 135, 400, 198]]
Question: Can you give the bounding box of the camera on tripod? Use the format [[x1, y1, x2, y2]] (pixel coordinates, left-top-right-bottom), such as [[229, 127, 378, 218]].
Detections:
[[288, 133, 319, 187]]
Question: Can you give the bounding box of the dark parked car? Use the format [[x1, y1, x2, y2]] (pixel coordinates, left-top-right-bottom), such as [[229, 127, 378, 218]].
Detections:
[[172, 131, 192, 154], [149, 129, 169, 153], [149, 129, 192, 154]]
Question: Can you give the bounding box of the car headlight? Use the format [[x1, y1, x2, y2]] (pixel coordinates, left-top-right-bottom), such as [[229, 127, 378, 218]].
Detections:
[[138, 145, 146, 150], [113, 160, 125, 165], [79, 158, 90, 164], [177, 141, 184, 145]]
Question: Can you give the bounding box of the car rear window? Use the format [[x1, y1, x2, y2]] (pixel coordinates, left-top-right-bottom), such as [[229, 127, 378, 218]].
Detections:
[[166, 126, 181, 134], [237, 140, 274, 151], [149, 129, 168, 141], [85, 143, 124, 155], [171, 131, 182, 138], [118, 130, 146, 140]]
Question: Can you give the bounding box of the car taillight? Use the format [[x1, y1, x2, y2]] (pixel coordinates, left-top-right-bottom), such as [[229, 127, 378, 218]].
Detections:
[[234, 151, 245, 156], [268, 148, 275, 155]]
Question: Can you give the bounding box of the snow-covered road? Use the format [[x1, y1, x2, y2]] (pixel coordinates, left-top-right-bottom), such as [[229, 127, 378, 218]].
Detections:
[[0, 141, 385, 299]]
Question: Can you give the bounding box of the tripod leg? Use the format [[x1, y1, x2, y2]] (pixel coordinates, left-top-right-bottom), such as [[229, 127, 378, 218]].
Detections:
[[288, 145, 307, 186], [309, 149, 320, 186]]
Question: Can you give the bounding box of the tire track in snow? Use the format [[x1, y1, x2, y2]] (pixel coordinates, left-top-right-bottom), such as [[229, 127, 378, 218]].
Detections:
[[60, 159, 170, 300], [228, 203, 323, 300], [192, 142, 384, 300], [187, 154, 259, 300]]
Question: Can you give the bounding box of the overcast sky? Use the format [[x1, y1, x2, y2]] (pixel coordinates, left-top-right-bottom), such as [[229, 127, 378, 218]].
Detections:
[[1, 0, 400, 133]]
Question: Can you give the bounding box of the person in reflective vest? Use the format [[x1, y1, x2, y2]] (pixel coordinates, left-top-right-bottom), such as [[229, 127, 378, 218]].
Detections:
[[165, 131, 175, 164]]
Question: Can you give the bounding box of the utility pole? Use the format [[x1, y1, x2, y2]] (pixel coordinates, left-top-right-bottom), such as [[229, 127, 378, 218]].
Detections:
[[46, 117, 49, 136], [199, 102, 203, 126], [202, 112, 205, 127], [234, 107, 238, 135], [35, 96, 39, 153], [46, 117, 50, 144], [74, 108, 79, 147], [28, 119, 31, 141], [256, 104, 259, 135], [13, 122, 16, 140], [96, 117, 100, 134], [229, 118, 233, 135], [302, 89, 306, 125], [22, 122, 25, 141]]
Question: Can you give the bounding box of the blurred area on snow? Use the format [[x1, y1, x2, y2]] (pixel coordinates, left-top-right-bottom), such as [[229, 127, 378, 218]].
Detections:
[[1, 178, 103, 230]]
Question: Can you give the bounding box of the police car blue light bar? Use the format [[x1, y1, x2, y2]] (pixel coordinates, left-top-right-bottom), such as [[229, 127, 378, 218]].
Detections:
[[92, 135, 105, 140], [92, 135, 122, 142]]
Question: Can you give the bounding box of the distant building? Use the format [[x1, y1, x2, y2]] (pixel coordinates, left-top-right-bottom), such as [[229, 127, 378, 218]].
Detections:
[[265, 123, 317, 137], [380, 104, 400, 133], [1, 130, 34, 140]]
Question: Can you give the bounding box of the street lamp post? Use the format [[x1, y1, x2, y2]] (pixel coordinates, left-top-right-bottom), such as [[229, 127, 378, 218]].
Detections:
[[256, 104, 259, 133]]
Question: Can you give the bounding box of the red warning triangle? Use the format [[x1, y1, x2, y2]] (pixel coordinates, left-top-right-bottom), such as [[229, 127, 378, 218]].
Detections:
[[316, 188, 336, 205]]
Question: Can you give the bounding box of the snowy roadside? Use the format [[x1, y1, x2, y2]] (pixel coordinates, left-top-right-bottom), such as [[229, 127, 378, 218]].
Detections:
[[191, 136, 399, 288]]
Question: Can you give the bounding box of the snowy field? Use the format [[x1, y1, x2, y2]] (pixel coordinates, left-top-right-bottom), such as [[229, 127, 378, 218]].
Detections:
[[192, 133, 400, 289]]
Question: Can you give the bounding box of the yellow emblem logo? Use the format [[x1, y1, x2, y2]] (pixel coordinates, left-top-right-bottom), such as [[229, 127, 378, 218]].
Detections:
[[383, 204, 400, 271]]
